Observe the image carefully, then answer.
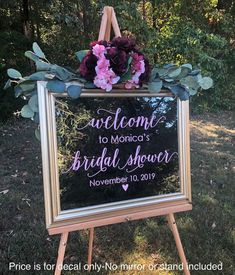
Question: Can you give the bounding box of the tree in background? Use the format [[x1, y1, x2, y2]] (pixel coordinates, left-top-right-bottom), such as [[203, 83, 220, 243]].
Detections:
[[0, 0, 234, 121]]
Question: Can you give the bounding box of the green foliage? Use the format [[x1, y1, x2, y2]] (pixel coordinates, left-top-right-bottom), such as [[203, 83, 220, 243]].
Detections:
[[46, 80, 66, 93], [7, 69, 22, 79], [21, 104, 34, 118], [148, 80, 162, 93], [67, 85, 82, 99], [4, 42, 87, 138], [75, 50, 89, 62], [0, 0, 234, 122], [28, 94, 38, 112], [148, 63, 213, 100], [32, 42, 46, 59]]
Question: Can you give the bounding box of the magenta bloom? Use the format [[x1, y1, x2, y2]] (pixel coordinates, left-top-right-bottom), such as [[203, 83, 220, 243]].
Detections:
[[125, 52, 146, 89], [106, 47, 128, 75], [92, 44, 106, 59], [79, 51, 97, 81], [111, 37, 136, 53]]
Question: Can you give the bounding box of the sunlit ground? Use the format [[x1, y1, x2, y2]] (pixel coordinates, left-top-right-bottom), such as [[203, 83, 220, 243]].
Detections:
[[0, 112, 234, 275]]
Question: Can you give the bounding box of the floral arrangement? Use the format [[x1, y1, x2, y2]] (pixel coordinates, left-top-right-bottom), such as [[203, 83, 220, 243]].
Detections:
[[78, 38, 150, 91], [4, 37, 213, 139]]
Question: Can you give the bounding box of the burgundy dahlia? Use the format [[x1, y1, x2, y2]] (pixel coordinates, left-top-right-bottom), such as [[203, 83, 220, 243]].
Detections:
[[79, 51, 97, 81], [111, 37, 136, 53], [106, 47, 128, 75]]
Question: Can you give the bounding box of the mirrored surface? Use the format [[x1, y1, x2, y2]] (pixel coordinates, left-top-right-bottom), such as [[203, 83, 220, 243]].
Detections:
[[55, 97, 180, 210]]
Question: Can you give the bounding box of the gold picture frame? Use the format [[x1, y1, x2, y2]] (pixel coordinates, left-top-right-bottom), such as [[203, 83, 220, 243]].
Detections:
[[37, 81, 192, 235]]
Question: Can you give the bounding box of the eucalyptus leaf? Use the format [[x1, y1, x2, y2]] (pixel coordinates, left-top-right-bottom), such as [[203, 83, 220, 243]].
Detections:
[[14, 86, 23, 97], [148, 80, 163, 93], [199, 77, 213, 90], [196, 74, 203, 82], [178, 89, 190, 101], [14, 82, 35, 97], [84, 82, 96, 89], [149, 68, 158, 81], [67, 85, 82, 99], [75, 50, 89, 62], [189, 69, 201, 76], [35, 128, 40, 141], [156, 67, 168, 77], [3, 79, 12, 90], [163, 64, 175, 69], [23, 89, 37, 98], [25, 51, 40, 62], [164, 78, 174, 82], [50, 65, 74, 81], [29, 71, 48, 81], [181, 63, 193, 71], [32, 42, 46, 59], [167, 67, 181, 78], [18, 82, 35, 92], [7, 68, 22, 79], [46, 80, 66, 93], [45, 73, 56, 79], [32, 113, 40, 124], [21, 104, 34, 118], [28, 94, 39, 112], [188, 87, 198, 95], [163, 82, 174, 88], [36, 60, 51, 71], [175, 64, 193, 79], [70, 76, 87, 83], [180, 76, 199, 89], [168, 85, 190, 101]]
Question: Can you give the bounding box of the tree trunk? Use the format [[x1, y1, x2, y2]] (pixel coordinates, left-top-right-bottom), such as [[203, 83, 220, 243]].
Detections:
[[21, 0, 32, 39], [152, 0, 157, 29], [81, 0, 91, 40], [142, 0, 146, 21], [36, 23, 41, 40]]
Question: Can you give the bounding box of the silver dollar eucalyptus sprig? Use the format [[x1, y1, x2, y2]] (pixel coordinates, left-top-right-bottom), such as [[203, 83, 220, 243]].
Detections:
[[148, 63, 213, 100]]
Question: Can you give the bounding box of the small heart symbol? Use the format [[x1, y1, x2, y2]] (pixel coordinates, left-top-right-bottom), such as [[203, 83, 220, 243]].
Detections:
[[122, 184, 129, 191]]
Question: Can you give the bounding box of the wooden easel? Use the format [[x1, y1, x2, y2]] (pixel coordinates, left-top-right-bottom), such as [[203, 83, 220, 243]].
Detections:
[[54, 6, 190, 275]]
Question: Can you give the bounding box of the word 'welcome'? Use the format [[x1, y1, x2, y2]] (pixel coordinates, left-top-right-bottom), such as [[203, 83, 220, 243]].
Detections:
[[77, 108, 166, 130]]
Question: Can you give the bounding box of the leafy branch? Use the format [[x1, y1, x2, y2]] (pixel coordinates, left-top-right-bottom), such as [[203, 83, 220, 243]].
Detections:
[[148, 64, 213, 100]]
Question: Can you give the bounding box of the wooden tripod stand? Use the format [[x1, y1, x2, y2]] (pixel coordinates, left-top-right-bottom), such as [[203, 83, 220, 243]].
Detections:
[[55, 213, 190, 275], [53, 6, 191, 275]]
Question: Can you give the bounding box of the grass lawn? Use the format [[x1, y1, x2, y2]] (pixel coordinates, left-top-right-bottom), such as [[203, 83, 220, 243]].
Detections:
[[0, 112, 234, 275]]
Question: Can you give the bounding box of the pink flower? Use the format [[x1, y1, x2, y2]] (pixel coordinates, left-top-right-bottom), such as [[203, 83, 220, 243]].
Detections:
[[125, 54, 145, 89], [92, 44, 106, 58], [94, 55, 120, 92], [94, 70, 120, 92], [125, 81, 139, 89], [95, 57, 110, 74]]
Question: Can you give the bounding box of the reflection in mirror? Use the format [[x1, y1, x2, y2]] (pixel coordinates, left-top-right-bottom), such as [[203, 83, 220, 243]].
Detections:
[[55, 96, 180, 211]]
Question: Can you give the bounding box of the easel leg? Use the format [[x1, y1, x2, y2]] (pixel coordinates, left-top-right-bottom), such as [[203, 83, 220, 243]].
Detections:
[[167, 213, 190, 275], [54, 232, 69, 275], [88, 228, 95, 271]]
